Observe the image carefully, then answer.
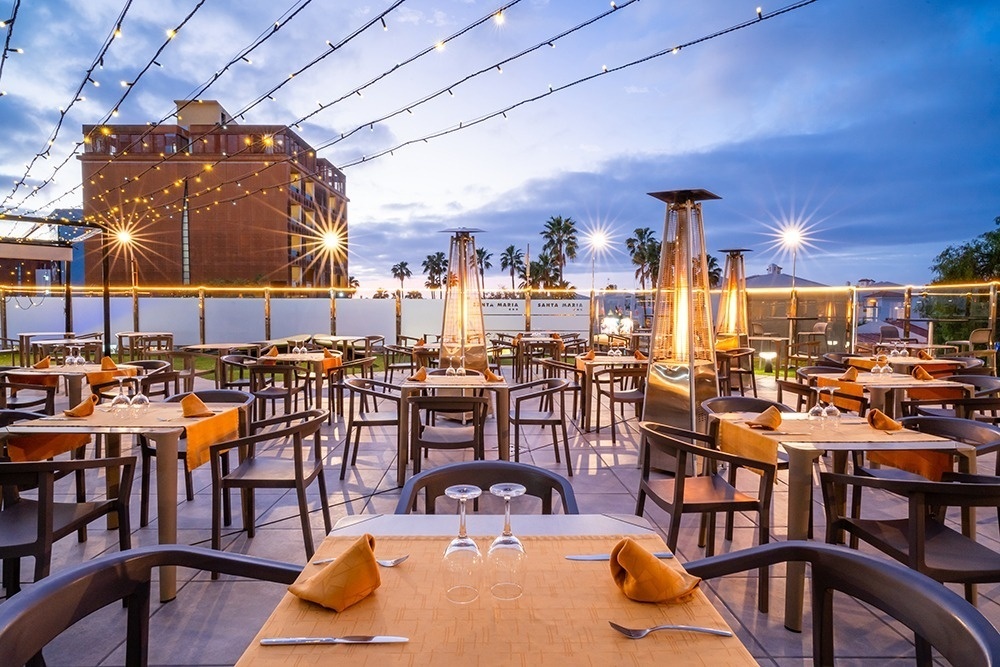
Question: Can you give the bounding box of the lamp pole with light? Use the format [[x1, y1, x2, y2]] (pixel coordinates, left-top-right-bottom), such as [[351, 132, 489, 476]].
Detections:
[[586, 231, 608, 344], [323, 231, 342, 334], [114, 230, 139, 331], [782, 227, 803, 340]]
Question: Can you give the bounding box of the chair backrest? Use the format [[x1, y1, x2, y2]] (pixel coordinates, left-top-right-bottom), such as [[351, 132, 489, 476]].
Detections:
[[879, 324, 900, 341], [795, 366, 836, 384], [899, 415, 1000, 449], [129, 359, 172, 374], [750, 322, 765, 336], [812, 321, 828, 334], [685, 541, 1000, 667], [395, 460, 578, 515], [970, 328, 993, 345], [0, 376, 57, 414], [941, 375, 1000, 396], [701, 396, 794, 415], [166, 390, 254, 434], [776, 379, 818, 411], [0, 545, 300, 667]]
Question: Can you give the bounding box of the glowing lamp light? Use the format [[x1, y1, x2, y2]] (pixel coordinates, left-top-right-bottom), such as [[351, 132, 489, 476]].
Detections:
[[715, 248, 751, 349], [439, 228, 488, 373]]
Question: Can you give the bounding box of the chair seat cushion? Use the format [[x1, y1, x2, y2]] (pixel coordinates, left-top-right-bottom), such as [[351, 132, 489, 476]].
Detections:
[[0, 499, 107, 548]]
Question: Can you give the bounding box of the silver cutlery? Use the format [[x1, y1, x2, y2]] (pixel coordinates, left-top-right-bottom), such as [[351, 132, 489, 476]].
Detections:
[[608, 621, 732, 638], [261, 635, 409, 645], [565, 551, 673, 561], [311, 554, 409, 568]]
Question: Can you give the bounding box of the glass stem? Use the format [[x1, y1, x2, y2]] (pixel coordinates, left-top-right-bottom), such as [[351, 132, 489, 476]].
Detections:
[[502, 496, 512, 537], [458, 497, 468, 539]]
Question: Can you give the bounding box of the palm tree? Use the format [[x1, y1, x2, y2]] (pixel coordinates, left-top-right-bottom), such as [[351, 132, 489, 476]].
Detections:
[[421, 252, 448, 298], [706, 253, 722, 289], [475, 247, 493, 279], [626, 227, 658, 290], [346, 275, 360, 298], [499, 245, 525, 290], [390, 261, 412, 296], [520, 252, 557, 290], [540, 216, 579, 282]]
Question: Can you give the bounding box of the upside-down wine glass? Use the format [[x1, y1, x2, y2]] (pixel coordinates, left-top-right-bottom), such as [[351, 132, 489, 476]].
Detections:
[[443, 484, 483, 603], [821, 388, 841, 429], [807, 388, 826, 431], [130, 380, 150, 417], [488, 482, 527, 600], [110, 377, 132, 420]]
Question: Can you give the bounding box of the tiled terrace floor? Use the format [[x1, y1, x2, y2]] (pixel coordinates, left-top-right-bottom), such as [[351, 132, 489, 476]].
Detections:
[[5, 370, 999, 666]]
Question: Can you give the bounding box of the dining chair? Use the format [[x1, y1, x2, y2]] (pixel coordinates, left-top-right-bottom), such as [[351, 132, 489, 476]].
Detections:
[[341, 377, 400, 479], [247, 363, 309, 421], [685, 541, 1000, 667], [636, 421, 775, 613], [218, 354, 257, 391], [0, 375, 57, 415], [208, 409, 331, 561], [0, 544, 301, 667], [537, 358, 584, 422], [716, 347, 757, 397], [509, 377, 572, 476], [0, 456, 135, 597], [136, 389, 254, 527], [594, 366, 646, 444], [775, 378, 818, 411], [408, 395, 489, 474], [325, 356, 377, 423], [784, 339, 823, 378], [383, 344, 415, 383], [395, 460, 578, 515], [821, 470, 1000, 606]]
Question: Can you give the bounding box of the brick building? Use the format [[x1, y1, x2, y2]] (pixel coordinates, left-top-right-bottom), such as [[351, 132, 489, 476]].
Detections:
[[80, 101, 348, 287]]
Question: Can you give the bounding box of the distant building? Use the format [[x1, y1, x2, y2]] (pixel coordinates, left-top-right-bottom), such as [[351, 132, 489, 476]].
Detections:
[[745, 263, 826, 288], [80, 100, 348, 287]]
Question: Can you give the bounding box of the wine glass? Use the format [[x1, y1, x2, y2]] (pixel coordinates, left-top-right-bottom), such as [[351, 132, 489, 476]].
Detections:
[[443, 484, 482, 604], [821, 389, 841, 429], [488, 483, 527, 600], [130, 382, 150, 417], [73, 346, 86, 365], [109, 377, 132, 420], [455, 354, 467, 376], [446, 357, 457, 376], [65, 346, 77, 366], [807, 389, 826, 430]]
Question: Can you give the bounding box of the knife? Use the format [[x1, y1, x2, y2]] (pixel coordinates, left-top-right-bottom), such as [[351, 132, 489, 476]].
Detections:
[[261, 635, 408, 645], [565, 551, 673, 561]]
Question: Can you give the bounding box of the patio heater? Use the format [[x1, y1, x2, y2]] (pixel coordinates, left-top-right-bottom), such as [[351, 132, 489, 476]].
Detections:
[[642, 189, 721, 435], [715, 248, 751, 350], [439, 228, 488, 373]]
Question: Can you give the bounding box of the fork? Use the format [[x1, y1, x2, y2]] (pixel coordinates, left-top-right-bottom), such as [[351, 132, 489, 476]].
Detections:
[[311, 554, 409, 568], [608, 620, 733, 638]]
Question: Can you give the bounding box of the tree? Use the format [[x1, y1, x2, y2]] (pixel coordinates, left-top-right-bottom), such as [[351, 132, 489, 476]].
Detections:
[[421, 251, 448, 298], [540, 215, 579, 282], [499, 245, 525, 290], [345, 275, 360, 298], [625, 227, 658, 290], [475, 247, 493, 279], [707, 254, 722, 289], [520, 252, 557, 290], [390, 261, 412, 296], [372, 288, 391, 299], [931, 217, 1000, 282]]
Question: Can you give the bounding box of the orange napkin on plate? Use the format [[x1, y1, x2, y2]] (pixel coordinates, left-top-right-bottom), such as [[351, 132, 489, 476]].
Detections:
[[918, 349, 933, 360], [484, 368, 503, 382], [289, 534, 381, 612], [838, 366, 858, 382], [181, 393, 214, 418], [408, 367, 427, 382], [634, 350, 647, 361], [747, 406, 782, 430], [912, 365, 934, 381], [33, 356, 51, 369], [609, 537, 699, 603], [582, 349, 596, 361], [64, 394, 98, 417], [867, 408, 903, 431], [264, 346, 279, 357], [100, 356, 118, 371]]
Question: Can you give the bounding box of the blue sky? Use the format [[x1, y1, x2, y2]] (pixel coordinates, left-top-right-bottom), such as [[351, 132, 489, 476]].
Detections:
[[0, 0, 996, 292]]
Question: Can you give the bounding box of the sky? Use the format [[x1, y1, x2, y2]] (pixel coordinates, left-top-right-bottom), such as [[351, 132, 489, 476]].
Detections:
[[0, 0, 996, 294]]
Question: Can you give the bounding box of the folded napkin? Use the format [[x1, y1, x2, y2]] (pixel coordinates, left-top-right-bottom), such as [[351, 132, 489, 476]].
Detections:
[[289, 534, 381, 612], [912, 365, 934, 381], [609, 537, 699, 603], [513, 333, 523, 345], [918, 349, 933, 360], [551, 332, 561, 339], [408, 366, 427, 382], [64, 394, 98, 417], [483, 368, 503, 383], [322, 348, 336, 358], [33, 356, 51, 369], [634, 350, 648, 361], [264, 346, 279, 357], [747, 406, 783, 430], [838, 366, 858, 382], [181, 393, 214, 418], [100, 356, 118, 371], [867, 408, 903, 431], [416, 338, 426, 347], [582, 349, 596, 361]]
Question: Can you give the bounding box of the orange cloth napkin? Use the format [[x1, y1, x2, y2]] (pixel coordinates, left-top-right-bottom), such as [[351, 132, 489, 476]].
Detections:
[[265, 346, 279, 357], [408, 367, 427, 382], [634, 350, 648, 361], [416, 338, 426, 347], [552, 333, 561, 340], [64, 394, 98, 417], [181, 393, 214, 417], [747, 406, 783, 430], [185, 408, 239, 470], [867, 408, 903, 431], [609, 537, 699, 603], [483, 368, 503, 383], [838, 366, 858, 382], [289, 534, 382, 612], [33, 356, 51, 369], [323, 348, 336, 358], [582, 349, 596, 361], [918, 349, 933, 360], [5, 433, 91, 462], [100, 356, 118, 371], [912, 365, 934, 381]]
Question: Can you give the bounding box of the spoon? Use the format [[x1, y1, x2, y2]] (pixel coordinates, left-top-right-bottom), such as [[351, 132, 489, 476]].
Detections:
[[311, 554, 409, 568], [608, 621, 732, 638]]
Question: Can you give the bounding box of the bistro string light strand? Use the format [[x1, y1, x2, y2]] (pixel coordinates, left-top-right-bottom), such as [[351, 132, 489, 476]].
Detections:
[[0, 0, 23, 96]]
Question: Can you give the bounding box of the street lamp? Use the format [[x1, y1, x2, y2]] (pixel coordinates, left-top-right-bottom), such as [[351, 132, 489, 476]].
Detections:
[[322, 230, 344, 334], [781, 225, 804, 340], [115, 229, 139, 331], [586, 229, 609, 345]]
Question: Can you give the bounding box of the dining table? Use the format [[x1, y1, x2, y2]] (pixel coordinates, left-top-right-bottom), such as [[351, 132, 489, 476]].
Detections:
[[115, 331, 174, 362], [16, 331, 75, 366], [271, 350, 343, 410], [237, 513, 756, 666], [845, 354, 965, 374], [4, 362, 140, 407], [712, 411, 977, 632], [804, 369, 971, 418], [4, 402, 240, 603], [396, 374, 510, 485], [576, 353, 649, 431]]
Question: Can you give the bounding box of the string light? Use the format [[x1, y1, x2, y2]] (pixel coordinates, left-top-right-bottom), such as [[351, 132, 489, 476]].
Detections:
[[757, 6, 764, 19], [380, 17, 387, 30]]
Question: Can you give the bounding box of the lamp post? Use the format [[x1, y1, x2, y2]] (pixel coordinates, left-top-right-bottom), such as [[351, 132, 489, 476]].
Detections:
[[586, 230, 608, 346], [115, 230, 139, 332], [323, 230, 343, 334], [782, 227, 803, 340]]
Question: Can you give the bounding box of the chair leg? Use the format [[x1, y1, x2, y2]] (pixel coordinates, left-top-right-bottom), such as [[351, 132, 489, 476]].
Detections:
[[514, 423, 521, 462], [295, 483, 315, 559], [140, 448, 152, 527], [560, 417, 572, 477], [340, 424, 355, 480], [549, 424, 560, 464]]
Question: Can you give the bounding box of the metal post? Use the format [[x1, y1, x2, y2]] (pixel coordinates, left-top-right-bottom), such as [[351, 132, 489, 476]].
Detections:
[[903, 287, 913, 339], [263, 288, 271, 341], [329, 288, 337, 335], [198, 288, 206, 344], [102, 232, 112, 357], [130, 255, 139, 331], [395, 292, 402, 344], [0, 286, 7, 341], [64, 261, 73, 333]]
